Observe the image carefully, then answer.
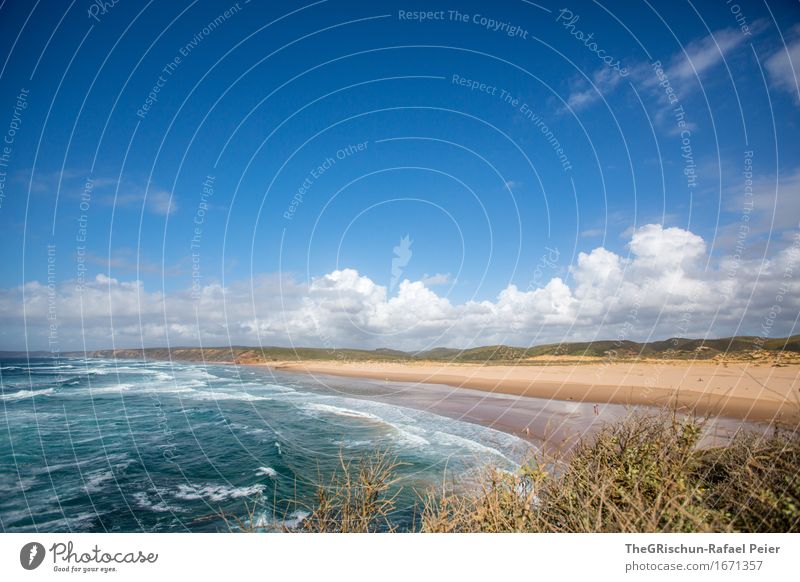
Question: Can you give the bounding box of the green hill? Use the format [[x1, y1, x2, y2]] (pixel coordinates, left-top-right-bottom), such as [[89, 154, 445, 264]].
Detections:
[[79, 334, 800, 364]]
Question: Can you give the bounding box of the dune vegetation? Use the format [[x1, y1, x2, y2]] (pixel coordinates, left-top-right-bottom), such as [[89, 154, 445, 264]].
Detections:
[[84, 334, 800, 365]]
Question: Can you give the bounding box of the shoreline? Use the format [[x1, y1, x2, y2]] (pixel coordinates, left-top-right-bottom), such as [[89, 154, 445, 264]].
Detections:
[[254, 360, 800, 426]]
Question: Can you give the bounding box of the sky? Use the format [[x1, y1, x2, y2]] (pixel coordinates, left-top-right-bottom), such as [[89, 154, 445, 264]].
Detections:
[[0, 0, 798, 351]]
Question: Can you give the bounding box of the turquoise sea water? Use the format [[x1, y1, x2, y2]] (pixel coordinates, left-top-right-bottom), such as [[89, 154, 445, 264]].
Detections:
[[0, 357, 528, 532]]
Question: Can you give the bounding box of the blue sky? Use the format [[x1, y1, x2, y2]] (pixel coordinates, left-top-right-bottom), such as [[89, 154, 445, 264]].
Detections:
[[0, 0, 799, 350]]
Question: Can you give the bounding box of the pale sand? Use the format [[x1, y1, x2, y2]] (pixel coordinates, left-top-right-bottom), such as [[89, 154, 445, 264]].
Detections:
[[262, 360, 800, 424]]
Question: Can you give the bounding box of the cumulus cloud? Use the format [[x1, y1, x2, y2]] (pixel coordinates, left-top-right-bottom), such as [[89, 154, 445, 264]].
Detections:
[[2, 225, 798, 351]]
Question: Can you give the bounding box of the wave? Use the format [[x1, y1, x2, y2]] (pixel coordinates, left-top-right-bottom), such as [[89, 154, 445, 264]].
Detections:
[[236, 382, 296, 393], [433, 431, 509, 460], [229, 422, 268, 435], [255, 467, 277, 478], [33, 453, 132, 477], [84, 383, 135, 395], [0, 388, 55, 401], [331, 439, 374, 448], [180, 369, 218, 381], [77, 366, 171, 377], [282, 509, 309, 529], [251, 509, 309, 531], [185, 390, 270, 402], [132, 491, 183, 513], [22, 364, 76, 371], [175, 379, 206, 388], [389, 424, 430, 447], [23, 512, 98, 532], [304, 401, 431, 447], [82, 470, 115, 494], [174, 483, 266, 502], [304, 402, 384, 421]]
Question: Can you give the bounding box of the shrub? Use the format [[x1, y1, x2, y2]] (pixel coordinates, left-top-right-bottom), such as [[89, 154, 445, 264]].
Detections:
[[301, 451, 406, 532], [422, 412, 800, 533], [694, 428, 800, 532]]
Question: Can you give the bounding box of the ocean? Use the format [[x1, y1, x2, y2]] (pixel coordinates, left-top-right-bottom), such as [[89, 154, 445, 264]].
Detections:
[[0, 357, 528, 532]]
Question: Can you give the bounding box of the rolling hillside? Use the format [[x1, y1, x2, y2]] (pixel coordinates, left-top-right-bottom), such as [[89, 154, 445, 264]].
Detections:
[[74, 334, 800, 365]]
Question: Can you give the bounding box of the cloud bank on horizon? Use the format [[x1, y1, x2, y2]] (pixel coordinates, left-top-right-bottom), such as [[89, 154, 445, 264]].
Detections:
[[4, 224, 798, 351]]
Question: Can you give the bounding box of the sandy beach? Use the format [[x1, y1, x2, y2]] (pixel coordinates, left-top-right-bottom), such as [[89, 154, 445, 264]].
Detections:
[[261, 360, 800, 425]]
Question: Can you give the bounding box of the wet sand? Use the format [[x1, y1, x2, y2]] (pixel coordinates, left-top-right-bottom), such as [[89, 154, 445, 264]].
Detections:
[[258, 361, 794, 450], [260, 360, 800, 425]]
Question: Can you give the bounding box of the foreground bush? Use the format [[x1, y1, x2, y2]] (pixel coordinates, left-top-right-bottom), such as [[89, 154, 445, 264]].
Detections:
[[300, 451, 405, 532], [694, 428, 800, 532], [421, 412, 800, 532]]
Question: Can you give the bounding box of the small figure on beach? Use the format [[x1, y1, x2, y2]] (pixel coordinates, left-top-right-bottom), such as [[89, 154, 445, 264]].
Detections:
[[593, 404, 599, 415]]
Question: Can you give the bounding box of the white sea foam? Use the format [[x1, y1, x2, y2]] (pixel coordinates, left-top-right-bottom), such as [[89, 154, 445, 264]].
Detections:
[[304, 402, 383, 421], [304, 401, 432, 447], [186, 390, 269, 402], [283, 510, 309, 528], [24, 364, 75, 371], [132, 491, 182, 513], [174, 483, 266, 502], [389, 424, 430, 447], [36, 453, 131, 476], [251, 509, 309, 530], [228, 422, 267, 435], [181, 369, 217, 380], [236, 382, 296, 393], [433, 431, 509, 460], [82, 470, 115, 494], [85, 383, 135, 395], [255, 466, 277, 478], [0, 388, 55, 401], [331, 439, 374, 448], [177, 379, 206, 388]]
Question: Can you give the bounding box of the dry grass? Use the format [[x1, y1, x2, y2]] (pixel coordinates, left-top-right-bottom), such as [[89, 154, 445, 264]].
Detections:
[[300, 450, 406, 532], [421, 412, 800, 533], [694, 427, 800, 532], [220, 451, 406, 532]]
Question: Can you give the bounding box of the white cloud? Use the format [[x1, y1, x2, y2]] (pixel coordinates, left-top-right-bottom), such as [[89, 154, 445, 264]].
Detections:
[[723, 167, 800, 234], [667, 28, 746, 83], [579, 228, 604, 238], [765, 38, 800, 104], [565, 66, 624, 112], [2, 225, 798, 351], [420, 273, 451, 286], [115, 189, 177, 216], [567, 27, 750, 112]]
